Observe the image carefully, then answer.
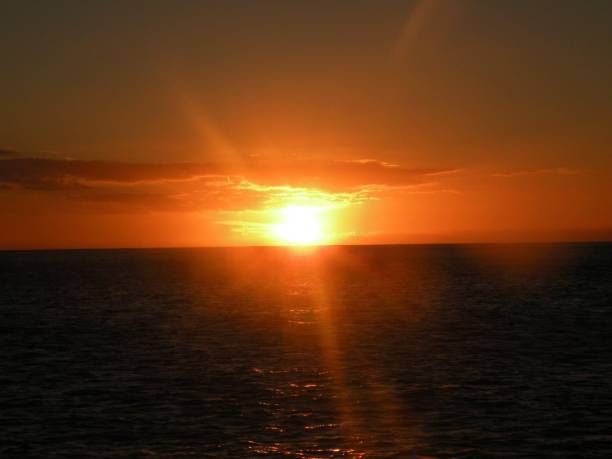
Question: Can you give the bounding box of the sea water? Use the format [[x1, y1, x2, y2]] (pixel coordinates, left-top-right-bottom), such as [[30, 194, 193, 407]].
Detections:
[[2, 244, 611, 457]]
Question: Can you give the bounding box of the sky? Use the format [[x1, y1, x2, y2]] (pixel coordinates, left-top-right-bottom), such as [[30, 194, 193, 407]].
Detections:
[[1, 0, 611, 249]]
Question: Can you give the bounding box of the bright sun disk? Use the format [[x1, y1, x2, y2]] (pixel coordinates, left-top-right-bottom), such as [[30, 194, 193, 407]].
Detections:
[[272, 205, 324, 245]]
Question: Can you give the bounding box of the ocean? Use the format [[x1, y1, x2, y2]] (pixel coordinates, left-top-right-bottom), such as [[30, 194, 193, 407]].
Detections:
[[1, 243, 611, 458]]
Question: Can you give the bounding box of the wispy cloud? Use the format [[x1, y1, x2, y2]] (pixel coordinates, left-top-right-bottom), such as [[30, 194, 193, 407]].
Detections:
[[0, 157, 224, 189], [0, 149, 19, 158], [0, 153, 460, 214], [492, 167, 580, 178]]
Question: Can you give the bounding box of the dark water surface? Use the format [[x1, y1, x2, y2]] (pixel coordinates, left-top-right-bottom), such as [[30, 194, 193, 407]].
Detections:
[[2, 244, 612, 458]]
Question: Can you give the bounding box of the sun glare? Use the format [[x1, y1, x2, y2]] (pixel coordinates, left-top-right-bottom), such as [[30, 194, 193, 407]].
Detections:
[[272, 205, 324, 245]]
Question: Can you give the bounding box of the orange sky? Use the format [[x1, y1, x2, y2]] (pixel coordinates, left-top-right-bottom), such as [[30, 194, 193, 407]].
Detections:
[[1, 0, 611, 249]]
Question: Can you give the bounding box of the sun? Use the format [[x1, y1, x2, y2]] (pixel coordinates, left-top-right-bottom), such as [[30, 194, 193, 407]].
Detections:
[[272, 205, 324, 245]]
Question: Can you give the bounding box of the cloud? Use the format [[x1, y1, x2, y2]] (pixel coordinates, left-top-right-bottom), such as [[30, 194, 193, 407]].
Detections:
[[492, 167, 580, 178], [0, 156, 455, 190], [357, 182, 460, 195], [0, 154, 459, 213], [74, 186, 264, 213], [0, 149, 19, 158], [235, 158, 458, 191], [0, 157, 223, 189]]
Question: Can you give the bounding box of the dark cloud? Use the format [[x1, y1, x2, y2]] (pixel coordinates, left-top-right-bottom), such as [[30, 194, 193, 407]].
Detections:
[[0, 158, 223, 190], [76, 186, 267, 213], [0, 149, 20, 158], [0, 157, 455, 191], [0, 155, 459, 213]]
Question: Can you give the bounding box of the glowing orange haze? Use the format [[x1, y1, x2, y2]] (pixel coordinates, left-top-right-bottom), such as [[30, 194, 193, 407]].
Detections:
[[1, 1, 611, 248], [0, 153, 610, 249]]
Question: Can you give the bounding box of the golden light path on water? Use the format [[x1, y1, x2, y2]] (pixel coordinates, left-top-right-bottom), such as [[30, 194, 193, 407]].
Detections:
[[219, 192, 422, 455], [243, 246, 424, 457]]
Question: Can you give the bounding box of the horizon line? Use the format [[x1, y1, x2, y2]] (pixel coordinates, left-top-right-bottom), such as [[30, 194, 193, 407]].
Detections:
[[1, 239, 611, 253]]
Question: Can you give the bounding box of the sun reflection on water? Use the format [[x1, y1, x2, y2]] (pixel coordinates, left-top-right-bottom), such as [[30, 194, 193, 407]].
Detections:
[[242, 248, 424, 457]]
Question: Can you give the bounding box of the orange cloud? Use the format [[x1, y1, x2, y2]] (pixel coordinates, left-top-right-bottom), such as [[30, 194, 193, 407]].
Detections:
[[0, 155, 458, 214], [492, 167, 580, 178]]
